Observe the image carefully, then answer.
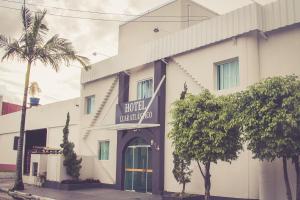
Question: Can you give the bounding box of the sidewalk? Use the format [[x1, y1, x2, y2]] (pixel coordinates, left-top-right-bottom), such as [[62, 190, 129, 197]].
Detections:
[[0, 178, 162, 200], [0, 178, 12, 199]]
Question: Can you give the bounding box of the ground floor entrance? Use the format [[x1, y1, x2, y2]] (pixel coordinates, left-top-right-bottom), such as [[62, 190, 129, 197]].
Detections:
[[23, 129, 47, 175], [124, 138, 152, 193]]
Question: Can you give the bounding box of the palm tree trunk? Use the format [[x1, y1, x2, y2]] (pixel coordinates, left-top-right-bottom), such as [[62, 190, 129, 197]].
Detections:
[[283, 156, 292, 200], [13, 61, 31, 191], [293, 156, 300, 200], [204, 162, 211, 200]]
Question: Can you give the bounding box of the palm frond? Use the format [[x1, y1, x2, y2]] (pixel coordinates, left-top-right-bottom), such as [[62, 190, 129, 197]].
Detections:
[[73, 55, 91, 70], [21, 6, 32, 32], [0, 35, 9, 48], [23, 9, 48, 56], [1, 38, 26, 62], [31, 9, 48, 38], [35, 35, 90, 71]]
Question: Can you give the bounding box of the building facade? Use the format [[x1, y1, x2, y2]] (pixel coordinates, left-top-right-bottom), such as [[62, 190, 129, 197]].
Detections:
[[0, 0, 300, 199]]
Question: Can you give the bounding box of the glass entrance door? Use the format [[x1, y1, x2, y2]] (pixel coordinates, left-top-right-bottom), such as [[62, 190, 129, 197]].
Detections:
[[124, 145, 152, 193]]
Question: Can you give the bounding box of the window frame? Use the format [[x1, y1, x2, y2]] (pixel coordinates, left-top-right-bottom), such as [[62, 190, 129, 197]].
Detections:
[[13, 136, 19, 150], [98, 140, 110, 161], [136, 78, 154, 100], [85, 95, 95, 115], [215, 58, 240, 91]]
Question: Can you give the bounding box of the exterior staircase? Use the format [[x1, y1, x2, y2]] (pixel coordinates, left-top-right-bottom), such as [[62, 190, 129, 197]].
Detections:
[[83, 76, 118, 139], [171, 58, 205, 90]]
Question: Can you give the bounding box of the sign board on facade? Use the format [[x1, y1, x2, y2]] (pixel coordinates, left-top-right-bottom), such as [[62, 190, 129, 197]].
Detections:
[[116, 98, 159, 124]]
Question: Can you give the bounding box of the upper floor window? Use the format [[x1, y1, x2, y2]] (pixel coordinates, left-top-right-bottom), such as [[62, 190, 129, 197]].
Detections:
[[217, 59, 239, 90], [137, 79, 153, 99], [85, 95, 95, 114]]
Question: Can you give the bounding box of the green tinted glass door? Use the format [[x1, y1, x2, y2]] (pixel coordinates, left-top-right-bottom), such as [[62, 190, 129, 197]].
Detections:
[[133, 147, 147, 192], [124, 146, 152, 193], [124, 147, 134, 191]]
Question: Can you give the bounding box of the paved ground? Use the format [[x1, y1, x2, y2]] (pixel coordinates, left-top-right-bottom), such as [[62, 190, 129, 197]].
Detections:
[[0, 178, 13, 199], [0, 177, 162, 200]]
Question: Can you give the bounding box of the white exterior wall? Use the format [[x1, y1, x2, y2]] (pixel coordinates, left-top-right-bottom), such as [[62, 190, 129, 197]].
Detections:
[[259, 159, 296, 200], [164, 33, 261, 199], [128, 64, 154, 101], [163, 25, 300, 198], [80, 75, 119, 184], [46, 155, 94, 182], [118, 0, 182, 54], [79, 5, 300, 197], [257, 25, 300, 200], [0, 132, 18, 165], [47, 125, 80, 153], [180, 0, 218, 29], [118, 0, 216, 54], [0, 98, 80, 167], [259, 26, 300, 78], [0, 98, 79, 134]]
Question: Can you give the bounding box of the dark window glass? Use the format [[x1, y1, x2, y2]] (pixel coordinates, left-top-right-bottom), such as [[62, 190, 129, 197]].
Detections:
[[13, 136, 19, 150]]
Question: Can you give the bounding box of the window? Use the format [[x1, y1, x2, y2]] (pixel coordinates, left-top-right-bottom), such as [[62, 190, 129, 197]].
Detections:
[[13, 136, 19, 150], [85, 95, 95, 114], [98, 141, 109, 160], [137, 79, 153, 99], [32, 162, 38, 176], [217, 59, 239, 90]]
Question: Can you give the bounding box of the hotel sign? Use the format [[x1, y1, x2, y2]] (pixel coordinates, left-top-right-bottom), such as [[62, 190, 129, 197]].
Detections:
[[116, 97, 159, 124]]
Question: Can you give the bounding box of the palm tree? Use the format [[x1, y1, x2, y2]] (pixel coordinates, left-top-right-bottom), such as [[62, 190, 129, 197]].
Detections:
[[0, 7, 90, 190]]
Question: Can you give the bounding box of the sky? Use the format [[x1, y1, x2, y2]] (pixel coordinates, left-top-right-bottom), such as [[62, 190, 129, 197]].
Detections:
[[0, 0, 276, 105]]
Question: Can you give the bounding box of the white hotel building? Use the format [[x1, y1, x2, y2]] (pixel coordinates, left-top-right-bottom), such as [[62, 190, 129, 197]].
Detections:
[[0, 0, 300, 199]]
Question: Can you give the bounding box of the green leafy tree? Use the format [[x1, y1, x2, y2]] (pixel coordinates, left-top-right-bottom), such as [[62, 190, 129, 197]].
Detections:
[[237, 75, 300, 200], [60, 113, 82, 180], [172, 152, 192, 195], [171, 83, 192, 196], [0, 7, 89, 190], [169, 90, 242, 200]]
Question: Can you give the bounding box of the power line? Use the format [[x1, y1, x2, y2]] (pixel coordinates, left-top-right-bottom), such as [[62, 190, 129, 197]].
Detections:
[[0, 0, 209, 18], [0, 5, 209, 22]]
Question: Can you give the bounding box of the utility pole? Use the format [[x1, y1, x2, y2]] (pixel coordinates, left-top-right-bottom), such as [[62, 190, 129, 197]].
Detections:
[[23, 0, 28, 55], [187, 4, 190, 27]]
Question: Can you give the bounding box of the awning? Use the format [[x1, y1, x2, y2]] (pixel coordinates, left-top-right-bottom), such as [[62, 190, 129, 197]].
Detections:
[[85, 123, 160, 131]]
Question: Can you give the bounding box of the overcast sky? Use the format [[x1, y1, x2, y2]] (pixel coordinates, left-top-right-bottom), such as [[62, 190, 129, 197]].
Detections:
[[0, 0, 276, 105]]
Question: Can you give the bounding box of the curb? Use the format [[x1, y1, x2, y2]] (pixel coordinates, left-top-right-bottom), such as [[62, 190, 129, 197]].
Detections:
[[0, 187, 10, 200], [0, 186, 9, 193], [8, 190, 56, 200], [0, 186, 55, 200]]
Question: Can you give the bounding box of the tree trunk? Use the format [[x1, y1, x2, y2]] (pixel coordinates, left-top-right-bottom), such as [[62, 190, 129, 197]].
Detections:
[[182, 182, 186, 196], [293, 156, 300, 200], [204, 162, 211, 200], [13, 62, 31, 191], [283, 156, 292, 200]]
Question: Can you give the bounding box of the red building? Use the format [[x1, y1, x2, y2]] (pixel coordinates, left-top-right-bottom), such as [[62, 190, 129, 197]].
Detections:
[[2, 102, 22, 115], [0, 96, 22, 115]]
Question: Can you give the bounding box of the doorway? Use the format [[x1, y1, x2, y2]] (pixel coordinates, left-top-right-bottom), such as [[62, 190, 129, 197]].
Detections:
[[124, 138, 152, 193], [23, 129, 47, 175]]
